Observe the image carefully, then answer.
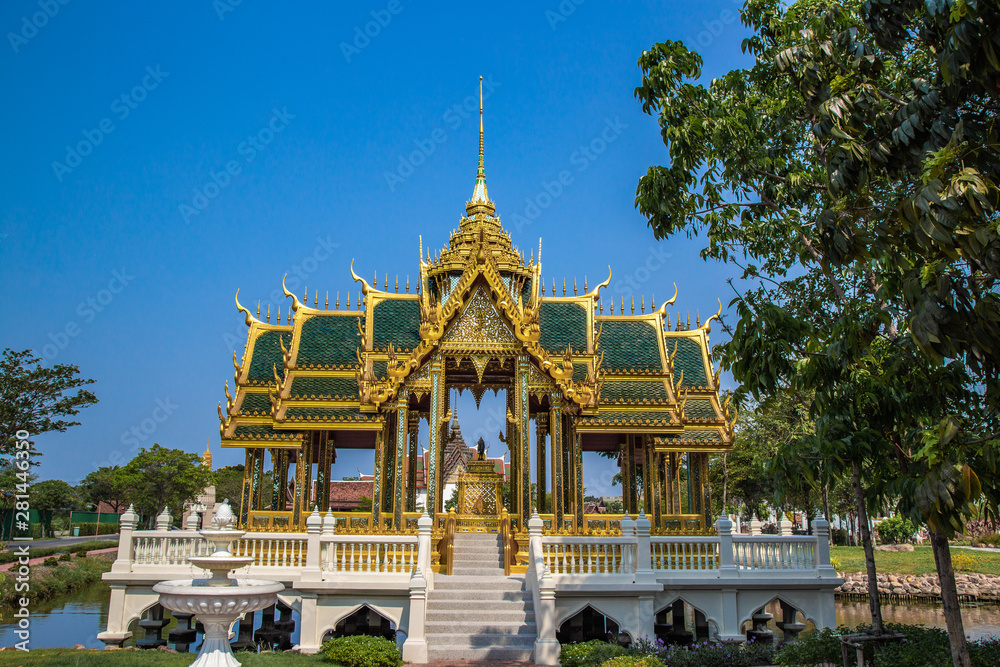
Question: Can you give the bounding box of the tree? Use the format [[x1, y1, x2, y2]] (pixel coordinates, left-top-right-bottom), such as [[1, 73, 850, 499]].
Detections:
[[0, 349, 98, 457], [30, 479, 78, 538], [213, 465, 246, 509], [634, 2, 999, 664], [78, 466, 129, 514], [119, 444, 213, 527]]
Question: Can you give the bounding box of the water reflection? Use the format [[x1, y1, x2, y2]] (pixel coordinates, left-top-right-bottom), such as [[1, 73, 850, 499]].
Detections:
[[836, 599, 1000, 642]]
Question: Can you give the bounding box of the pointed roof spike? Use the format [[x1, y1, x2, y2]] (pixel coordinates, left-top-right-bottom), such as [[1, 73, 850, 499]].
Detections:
[[687, 312, 691, 328], [256, 301, 261, 318], [696, 310, 701, 327], [336, 292, 340, 309], [562, 279, 567, 296], [347, 293, 351, 309], [325, 291, 329, 309], [287, 309, 291, 324], [641, 296, 645, 314], [631, 297, 635, 315], [314, 291, 318, 308], [667, 313, 671, 328], [599, 297, 604, 314], [652, 293, 656, 310], [573, 278, 578, 296], [395, 275, 399, 293], [467, 75, 491, 208], [530, 248, 534, 264], [277, 305, 281, 323], [383, 275, 388, 291], [620, 297, 625, 314], [267, 303, 271, 323], [552, 278, 556, 295], [406, 275, 410, 293], [610, 299, 615, 315], [304, 286, 308, 303], [584, 275, 588, 292], [374, 270, 377, 288]]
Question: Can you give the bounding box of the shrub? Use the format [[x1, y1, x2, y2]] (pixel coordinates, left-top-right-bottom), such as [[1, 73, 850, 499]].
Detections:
[[876, 516, 916, 544], [561, 639, 628, 667], [775, 627, 841, 667], [830, 527, 848, 545], [320, 635, 401, 667], [830, 557, 842, 571], [58, 553, 71, 562], [601, 656, 663, 667], [71, 522, 119, 536], [42, 557, 58, 567], [951, 552, 976, 572], [972, 532, 1000, 548]]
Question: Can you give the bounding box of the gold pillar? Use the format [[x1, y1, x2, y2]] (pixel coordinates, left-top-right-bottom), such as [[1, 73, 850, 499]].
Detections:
[[427, 357, 445, 517], [407, 413, 420, 512], [572, 426, 583, 532], [549, 395, 564, 530], [535, 413, 548, 514], [250, 447, 265, 511], [372, 426, 386, 526], [239, 448, 253, 525], [292, 439, 309, 526], [621, 436, 636, 515], [642, 435, 654, 517], [315, 432, 331, 511], [515, 355, 531, 528], [392, 391, 409, 531], [271, 449, 284, 511], [652, 451, 663, 528]]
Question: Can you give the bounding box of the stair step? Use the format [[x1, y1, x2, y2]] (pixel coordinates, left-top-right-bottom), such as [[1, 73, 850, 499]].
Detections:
[[450, 567, 506, 577], [426, 597, 532, 610], [426, 620, 537, 633], [433, 575, 525, 589], [425, 632, 536, 646], [427, 610, 535, 623], [427, 646, 534, 661]]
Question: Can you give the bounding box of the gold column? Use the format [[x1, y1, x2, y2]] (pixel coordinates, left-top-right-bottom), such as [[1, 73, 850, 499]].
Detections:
[[572, 426, 584, 532], [642, 435, 654, 517], [427, 357, 445, 517], [250, 447, 265, 511], [292, 439, 309, 526], [271, 449, 284, 511], [652, 451, 663, 528], [392, 390, 409, 531], [621, 436, 635, 515], [515, 355, 531, 528], [701, 452, 712, 528], [372, 425, 386, 526], [315, 432, 331, 511], [239, 448, 253, 526], [535, 413, 548, 514], [407, 413, 420, 512], [549, 395, 564, 530]]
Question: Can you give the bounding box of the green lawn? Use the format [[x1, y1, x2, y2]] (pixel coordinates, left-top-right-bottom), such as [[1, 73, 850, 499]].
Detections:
[[830, 545, 1000, 576], [0, 649, 322, 666]]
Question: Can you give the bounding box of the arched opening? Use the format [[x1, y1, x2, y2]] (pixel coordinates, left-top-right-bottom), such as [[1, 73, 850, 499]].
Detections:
[[654, 599, 710, 645], [557, 605, 627, 645], [322, 605, 397, 641]]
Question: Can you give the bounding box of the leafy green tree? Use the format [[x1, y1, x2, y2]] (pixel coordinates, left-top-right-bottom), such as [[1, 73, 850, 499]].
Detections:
[[119, 444, 212, 527], [0, 349, 98, 458], [30, 479, 78, 538], [78, 466, 129, 514], [633, 1, 999, 663], [213, 464, 246, 509]]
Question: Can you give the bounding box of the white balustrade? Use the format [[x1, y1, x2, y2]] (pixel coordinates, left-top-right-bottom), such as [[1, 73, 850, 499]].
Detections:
[[234, 534, 307, 568], [540, 537, 635, 575], [132, 531, 208, 565], [650, 536, 719, 571], [732, 536, 816, 570], [321, 535, 418, 574]]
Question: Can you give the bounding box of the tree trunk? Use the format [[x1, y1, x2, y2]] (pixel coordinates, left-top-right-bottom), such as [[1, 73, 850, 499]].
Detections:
[[851, 460, 884, 635], [929, 527, 971, 667]]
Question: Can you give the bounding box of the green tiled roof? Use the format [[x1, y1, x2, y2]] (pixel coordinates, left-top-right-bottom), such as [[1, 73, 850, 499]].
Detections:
[[670, 337, 708, 387], [573, 363, 588, 382], [600, 321, 662, 371], [297, 315, 361, 366], [600, 381, 669, 403], [577, 410, 674, 426], [372, 299, 422, 351], [371, 360, 388, 379], [538, 302, 588, 353], [662, 430, 722, 444], [284, 407, 377, 422], [684, 398, 717, 420], [246, 331, 292, 382], [240, 393, 271, 415], [231, 424, 299, 441], [289, 376, 358, 399]]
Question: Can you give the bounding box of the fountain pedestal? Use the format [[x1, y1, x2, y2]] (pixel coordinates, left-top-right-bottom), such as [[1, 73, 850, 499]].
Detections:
[[153, 501, 283, 667]]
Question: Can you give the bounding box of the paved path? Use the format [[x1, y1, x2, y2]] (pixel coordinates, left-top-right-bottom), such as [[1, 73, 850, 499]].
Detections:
[[953, 545, 1000, 553], [0, 546, 116, 572], [1, 534, 119, 551]]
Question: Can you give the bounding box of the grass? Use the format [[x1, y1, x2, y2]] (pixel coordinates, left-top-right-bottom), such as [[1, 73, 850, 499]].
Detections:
[[0, 555, 112, 607], [0, 541, 117, 565], [830, 545, 1000, 576], [0, 649, 321, 665]]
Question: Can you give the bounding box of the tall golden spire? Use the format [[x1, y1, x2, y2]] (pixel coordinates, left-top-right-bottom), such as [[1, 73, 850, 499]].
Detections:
[[202, 440, 213, 470], [467, 76, 494, 216]]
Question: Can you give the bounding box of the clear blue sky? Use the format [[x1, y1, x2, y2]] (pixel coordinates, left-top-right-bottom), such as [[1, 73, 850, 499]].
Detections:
[[1, 1, 752, 495]]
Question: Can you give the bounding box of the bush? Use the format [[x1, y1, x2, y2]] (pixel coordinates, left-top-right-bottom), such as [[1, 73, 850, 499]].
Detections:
[[561, 639, 628, 667], [876, 516, 916, 544], [42, 557, 58, 567], [71, 522, 119, 536], [601, 657, 663, 667], [320, 635, 401, 667], [58, 553, 71, 562], [972, 532, 1000, 548], [775, 627, 841, 666], [951, 552, 977, 572], [830, 527, 848, 545]]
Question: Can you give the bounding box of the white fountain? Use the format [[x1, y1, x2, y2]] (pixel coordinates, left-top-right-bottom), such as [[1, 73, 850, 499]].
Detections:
[[153, 500, 284, 667]]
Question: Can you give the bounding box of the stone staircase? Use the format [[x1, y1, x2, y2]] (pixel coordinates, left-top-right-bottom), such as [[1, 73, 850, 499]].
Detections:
[[426, 532, 536, 661]]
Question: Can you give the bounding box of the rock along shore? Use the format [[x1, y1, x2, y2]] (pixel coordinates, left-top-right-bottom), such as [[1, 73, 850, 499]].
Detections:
[[836, 571, 1000, 603]]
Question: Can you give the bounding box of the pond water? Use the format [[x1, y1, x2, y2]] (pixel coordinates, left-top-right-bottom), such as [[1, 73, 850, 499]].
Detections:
[[1, 581, 998, 649]]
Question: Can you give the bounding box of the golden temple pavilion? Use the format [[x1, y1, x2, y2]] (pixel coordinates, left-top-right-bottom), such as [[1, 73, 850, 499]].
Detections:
[[219, 80, 735, 537]]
